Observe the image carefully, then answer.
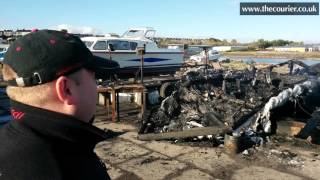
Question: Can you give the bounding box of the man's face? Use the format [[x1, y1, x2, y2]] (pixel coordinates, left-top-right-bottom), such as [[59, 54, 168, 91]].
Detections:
[[73, 68, 97, 122]]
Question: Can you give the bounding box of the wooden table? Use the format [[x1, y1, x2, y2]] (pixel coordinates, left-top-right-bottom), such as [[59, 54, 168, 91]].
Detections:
[[97, 84, 147, 122]]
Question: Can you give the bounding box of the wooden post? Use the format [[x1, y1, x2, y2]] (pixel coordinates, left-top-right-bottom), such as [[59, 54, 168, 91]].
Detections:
[[277, 120, 306, 136], [141, 87, 147, 120], [106, 97, 110, 117], [111, 88, 116, 122], [116, 90, 120, 122]]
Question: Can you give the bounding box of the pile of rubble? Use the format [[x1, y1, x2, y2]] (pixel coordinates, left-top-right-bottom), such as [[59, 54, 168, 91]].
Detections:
[[139, 60, 320, 150]]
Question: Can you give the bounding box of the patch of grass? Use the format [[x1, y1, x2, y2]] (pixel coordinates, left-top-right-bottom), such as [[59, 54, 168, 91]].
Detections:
[[220, 60, 289, 74], [222, 51, 320, 59], [220, 61, 249, 70]]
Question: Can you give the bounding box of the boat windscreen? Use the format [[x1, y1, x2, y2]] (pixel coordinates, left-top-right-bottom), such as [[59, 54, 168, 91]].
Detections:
[[122, 30, 144, 38], [83, 41, 94, 48]]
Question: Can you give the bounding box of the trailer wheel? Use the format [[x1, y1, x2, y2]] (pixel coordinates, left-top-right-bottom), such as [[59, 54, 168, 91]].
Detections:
[[159, 82, 174, 98]]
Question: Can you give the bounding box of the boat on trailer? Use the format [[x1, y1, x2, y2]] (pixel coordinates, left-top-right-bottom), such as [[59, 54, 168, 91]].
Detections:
[[81, 28, 184, 78]]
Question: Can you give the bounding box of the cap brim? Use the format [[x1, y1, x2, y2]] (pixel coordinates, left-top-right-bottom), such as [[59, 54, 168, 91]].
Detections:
[[87, 55, 120, 79]]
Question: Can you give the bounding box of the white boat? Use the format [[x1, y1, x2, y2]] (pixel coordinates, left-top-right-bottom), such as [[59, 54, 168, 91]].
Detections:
[[81, 28, 184, 77], [189, 49, 220, 62]]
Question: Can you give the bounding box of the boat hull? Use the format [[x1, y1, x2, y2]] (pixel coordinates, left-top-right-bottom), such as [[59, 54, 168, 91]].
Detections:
[[93, 51, 184, 77]]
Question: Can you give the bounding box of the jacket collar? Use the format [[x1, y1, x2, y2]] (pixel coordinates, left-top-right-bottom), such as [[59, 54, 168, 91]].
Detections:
[[10, 100, 108, 148]]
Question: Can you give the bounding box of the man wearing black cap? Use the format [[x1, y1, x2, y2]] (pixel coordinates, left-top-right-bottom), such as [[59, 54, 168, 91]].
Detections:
[[0, 30, 119, 179]]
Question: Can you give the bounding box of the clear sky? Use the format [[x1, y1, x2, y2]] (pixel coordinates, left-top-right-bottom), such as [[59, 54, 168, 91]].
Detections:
[[1, 0, 319, 43]]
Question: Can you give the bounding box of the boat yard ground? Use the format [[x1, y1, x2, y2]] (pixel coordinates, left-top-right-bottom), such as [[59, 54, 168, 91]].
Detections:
[[93, 104, 320, 180], [1, 58, 320, 180]]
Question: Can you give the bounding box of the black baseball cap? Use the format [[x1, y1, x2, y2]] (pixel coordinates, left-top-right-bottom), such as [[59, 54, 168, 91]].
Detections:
[[3, 29, 119, 87]]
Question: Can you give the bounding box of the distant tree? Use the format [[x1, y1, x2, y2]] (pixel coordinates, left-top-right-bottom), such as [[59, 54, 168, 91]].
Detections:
[[246, 39, 304, 50], [230, 39, 238, 45], [290, 41, 304, 46], [257, 39, 271, 49], [222, 39, 229, 45], [270, 39, 291, 47], [207, 38, 221, 45]]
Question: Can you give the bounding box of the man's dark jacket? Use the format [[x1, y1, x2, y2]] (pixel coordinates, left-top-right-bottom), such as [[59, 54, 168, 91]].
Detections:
[[0, 101, 111, 180]]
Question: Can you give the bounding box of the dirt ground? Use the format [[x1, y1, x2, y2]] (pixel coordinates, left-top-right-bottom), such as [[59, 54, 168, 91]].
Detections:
[[93, 105, 320, 180]]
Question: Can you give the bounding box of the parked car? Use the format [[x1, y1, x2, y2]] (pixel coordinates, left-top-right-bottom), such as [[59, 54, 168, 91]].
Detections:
[[0, 44, 9, 61]]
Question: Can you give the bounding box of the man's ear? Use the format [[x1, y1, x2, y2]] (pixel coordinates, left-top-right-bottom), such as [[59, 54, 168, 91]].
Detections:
[[55, 76, 77, 105]]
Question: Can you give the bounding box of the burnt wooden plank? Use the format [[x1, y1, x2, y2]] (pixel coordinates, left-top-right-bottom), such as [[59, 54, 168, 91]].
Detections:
[[138, 126, 231, 141]]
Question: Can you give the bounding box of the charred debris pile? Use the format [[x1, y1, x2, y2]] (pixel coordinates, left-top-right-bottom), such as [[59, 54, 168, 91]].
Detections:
[[138, 60, 320, 148]]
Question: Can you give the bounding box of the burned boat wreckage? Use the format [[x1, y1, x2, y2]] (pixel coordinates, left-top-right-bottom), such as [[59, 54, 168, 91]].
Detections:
[[138, 60, 320, 149]]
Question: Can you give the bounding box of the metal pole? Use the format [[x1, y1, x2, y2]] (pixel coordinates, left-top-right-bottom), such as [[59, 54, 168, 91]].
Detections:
[[136, 45, 145, 85], [222, 79, 226, 94], [108, 44, 113, 61], [108, 49, 112, 61], [141, 53, 144, 84], [236, 79, 241, 92], [183, 44, 188, 64], [205, 48, 208, 76]]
